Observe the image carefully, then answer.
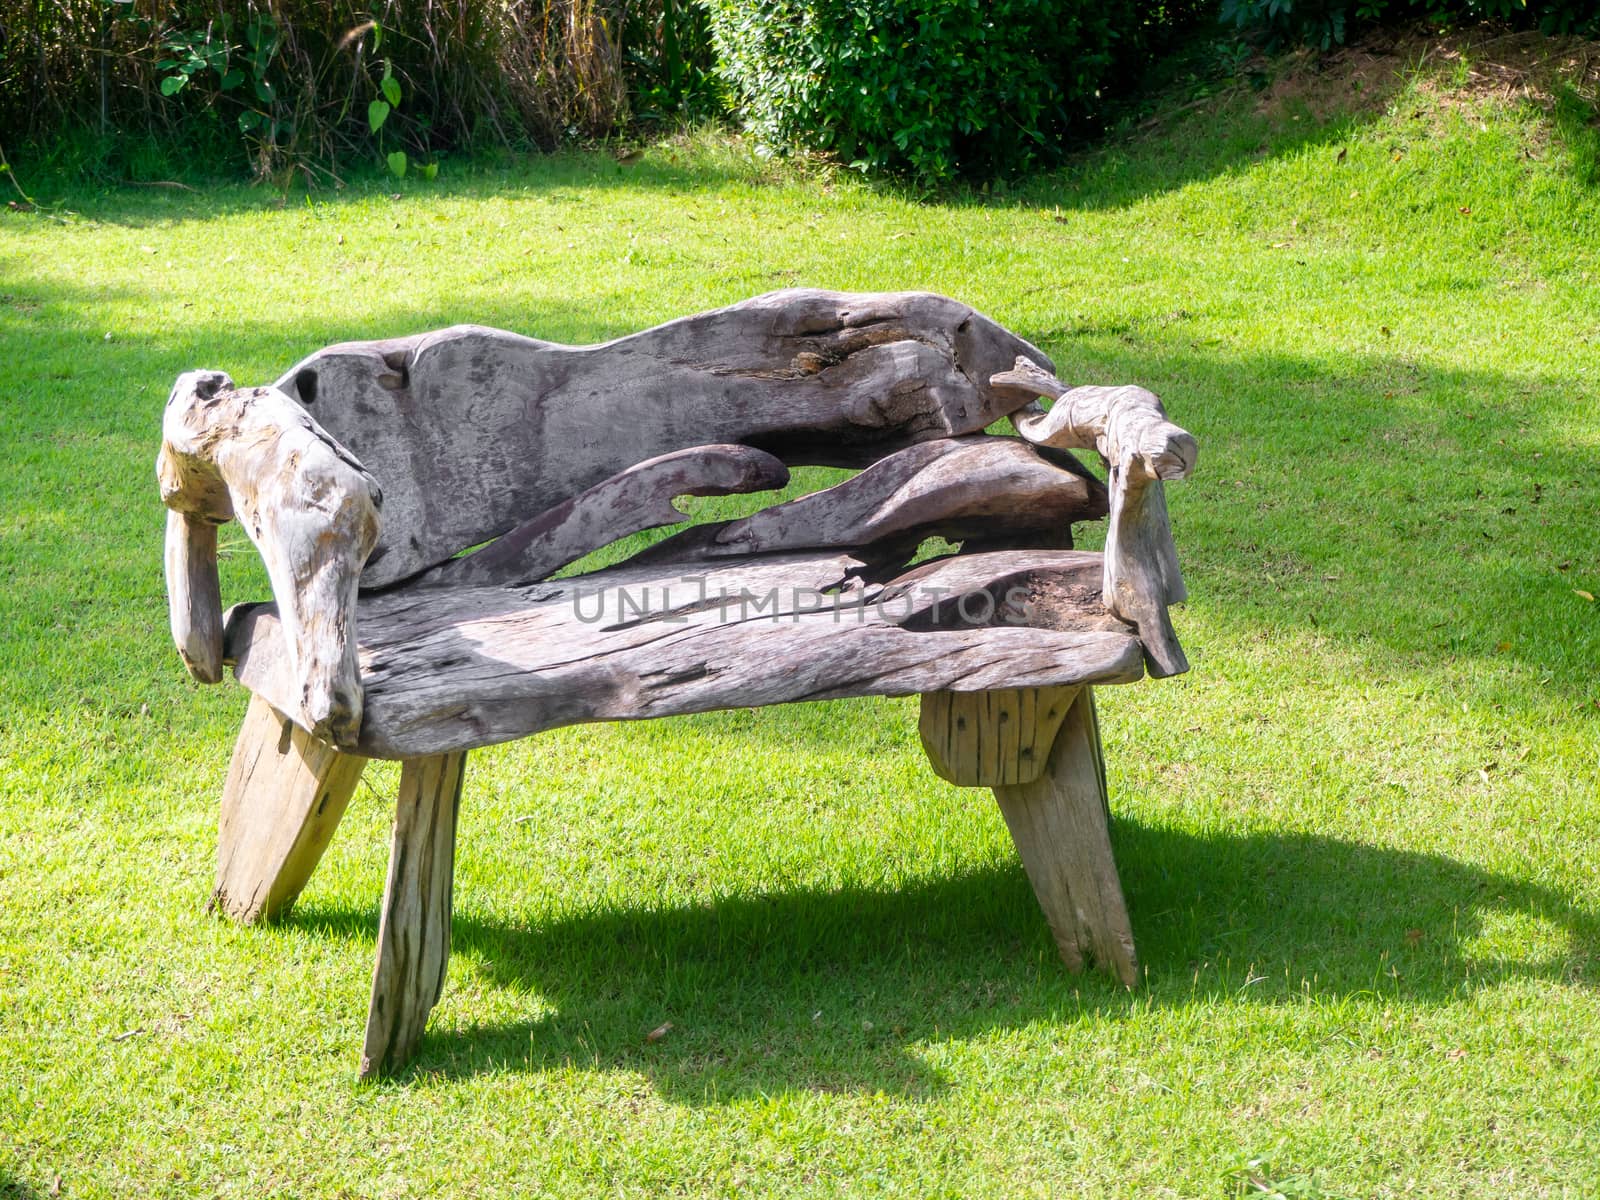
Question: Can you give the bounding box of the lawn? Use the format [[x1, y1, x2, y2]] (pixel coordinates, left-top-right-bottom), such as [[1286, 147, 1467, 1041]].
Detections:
[[3, 42, 1599, 1198]]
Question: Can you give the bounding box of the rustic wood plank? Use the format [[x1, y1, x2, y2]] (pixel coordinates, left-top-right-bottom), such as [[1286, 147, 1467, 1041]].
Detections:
[[991, 358, 1196, 677], [940, 691, 979, 784], [417, 444, 789, 589], [226, 548, 1143, 760], [918, 685, 1080, 787], [159, 370, 382, 745], [272, 290, 1056, 588], [211, 693, 369, 923], [360, 751, 466, 1081], [991, 689, 1136, 985]]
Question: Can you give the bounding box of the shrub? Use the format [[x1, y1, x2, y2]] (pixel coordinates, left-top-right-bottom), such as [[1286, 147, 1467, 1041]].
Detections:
[[622, 0, 724, 123], [702, 0, 1154, 183]]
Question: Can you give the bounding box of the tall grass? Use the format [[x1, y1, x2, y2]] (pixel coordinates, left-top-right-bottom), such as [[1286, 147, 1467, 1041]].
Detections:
[[0, 0, 711, 181]]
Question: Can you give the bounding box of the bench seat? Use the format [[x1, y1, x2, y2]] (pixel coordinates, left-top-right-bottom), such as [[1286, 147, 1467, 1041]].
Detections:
[[225, 547, 1144, 760]]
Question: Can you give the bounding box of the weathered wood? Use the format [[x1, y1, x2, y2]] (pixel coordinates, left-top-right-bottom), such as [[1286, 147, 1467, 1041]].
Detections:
[[919, 686, 1080, 787], [165, 509, 225, 683], [633, 436, 1106, 571], [226, 549, 1142, 760], [154, 288, 1208, 1081], [159, 370, 383, 745], [361, 751, 465, 1081], [273, 290, 1054, 587], [991, 689, 1136, 985], [417, 444, 789, 589], [991, 358, 1196, 677], [211, 693, 369, 923]]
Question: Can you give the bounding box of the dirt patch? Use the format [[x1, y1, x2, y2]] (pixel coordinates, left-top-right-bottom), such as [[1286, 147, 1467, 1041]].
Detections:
[[1410, 27, 1600, 107], [1251, 26, 1600, 123], [1254, 41, 1409, 123]]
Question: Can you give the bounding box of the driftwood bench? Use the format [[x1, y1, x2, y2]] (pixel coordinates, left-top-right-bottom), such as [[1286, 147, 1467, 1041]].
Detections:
[[157, 290, 1196, 1079]]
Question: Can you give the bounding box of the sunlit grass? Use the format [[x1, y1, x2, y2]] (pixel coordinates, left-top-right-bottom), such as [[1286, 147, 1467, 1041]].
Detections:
[[2, 58, 1598, 1199]]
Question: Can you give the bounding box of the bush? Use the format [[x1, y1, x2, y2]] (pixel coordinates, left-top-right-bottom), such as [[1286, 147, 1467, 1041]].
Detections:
[[703, 0, 1159, 183], [622, 0, 723, 124]]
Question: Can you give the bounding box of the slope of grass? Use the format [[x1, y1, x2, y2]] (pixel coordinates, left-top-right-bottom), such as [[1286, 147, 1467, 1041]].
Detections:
[[2, 46, 1599, 1199]]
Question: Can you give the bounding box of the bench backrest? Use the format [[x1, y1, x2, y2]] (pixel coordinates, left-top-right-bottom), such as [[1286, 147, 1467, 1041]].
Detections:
[[271, 289, 1052, 588]]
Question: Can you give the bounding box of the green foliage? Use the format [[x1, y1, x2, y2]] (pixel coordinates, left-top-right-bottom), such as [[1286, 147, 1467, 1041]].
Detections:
[[140, 11, 442, 182], [1223, 1156, 1332, 1198], [363, 59, 430, 178], [1220, 0, 1348, 48], [1221, 0, 1600, 48], [621, 0, 724, 123], [703, 0, 1150, 183], [0, 1, 698, 182]]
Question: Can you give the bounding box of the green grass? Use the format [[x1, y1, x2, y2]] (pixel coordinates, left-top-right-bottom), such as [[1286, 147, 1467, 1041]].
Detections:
[[3, 52, 1600, 1198]]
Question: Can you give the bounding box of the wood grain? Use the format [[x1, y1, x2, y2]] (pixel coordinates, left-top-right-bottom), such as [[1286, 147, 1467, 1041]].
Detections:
[[225, 548, 1142, 759], [632, 436, 1105, 571], [991, 689, 1135, 985], [273, 290, 1055, 587], [360, 751, 466, 1081], [165, 510, 224, 683], [417, 444, 789, 589], [211, 693, 369, 923], [918, 686, 1080, 787]]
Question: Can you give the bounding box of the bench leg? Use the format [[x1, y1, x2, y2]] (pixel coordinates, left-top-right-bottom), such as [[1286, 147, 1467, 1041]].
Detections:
[[990, 688, 1138, 986], [920, 686, 1079, 787], [212, 693, 368, 923], [360, 751, 466, 1081]]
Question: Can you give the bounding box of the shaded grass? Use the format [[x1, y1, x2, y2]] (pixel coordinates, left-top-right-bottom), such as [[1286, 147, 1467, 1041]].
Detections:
[[2, 55, 1600, 1199]]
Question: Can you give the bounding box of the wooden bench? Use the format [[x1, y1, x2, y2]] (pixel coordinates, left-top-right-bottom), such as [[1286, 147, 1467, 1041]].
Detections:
[[157, 289, 1196, 1079]]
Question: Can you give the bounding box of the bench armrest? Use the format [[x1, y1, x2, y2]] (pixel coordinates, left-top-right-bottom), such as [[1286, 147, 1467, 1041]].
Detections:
[[990, 357, 1197, 676], [158, 370, 382, 745]]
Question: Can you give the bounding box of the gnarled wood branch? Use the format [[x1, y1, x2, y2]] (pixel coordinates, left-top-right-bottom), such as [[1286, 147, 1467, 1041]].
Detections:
[[990, 358, 1196, 676], [632, 436, 1106, 571], [416, 444, 789, 589], [159, 370, 382, 745]]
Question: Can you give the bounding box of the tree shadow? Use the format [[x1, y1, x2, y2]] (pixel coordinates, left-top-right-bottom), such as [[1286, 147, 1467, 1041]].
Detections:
[[14, 145, 803, 229], [288, 818, 1597, 1098], [0, 264, 146, 342], [1003, 337, 1600, 705], [9, 39, 1418, 229], [966, 41, 1412, 215], [9, 261, 1593, 721], [959, 31, 1600, 218]]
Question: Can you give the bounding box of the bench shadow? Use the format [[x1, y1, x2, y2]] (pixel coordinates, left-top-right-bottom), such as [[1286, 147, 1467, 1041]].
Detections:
[[288, 819, 1596, 1099]]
